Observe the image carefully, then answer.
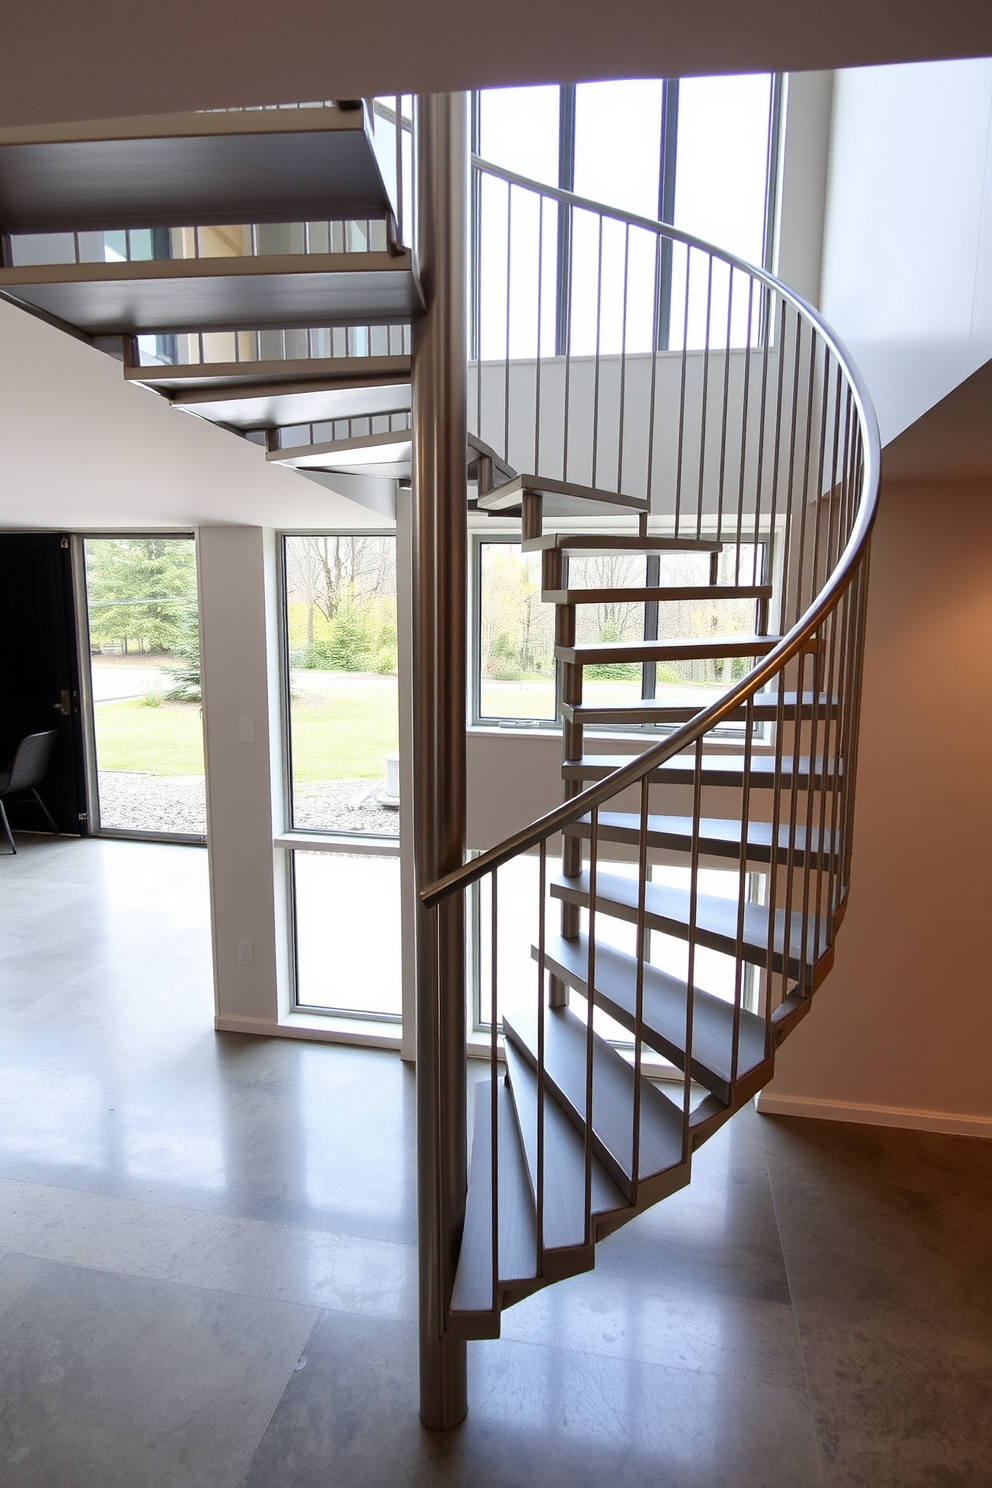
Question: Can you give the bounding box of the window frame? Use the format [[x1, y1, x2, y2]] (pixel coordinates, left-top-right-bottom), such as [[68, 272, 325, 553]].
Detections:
[[73, 529, 206, 847], [471, 528, 778, 739], [277, 529, 403, 1025], [473, 74, 786, 356]]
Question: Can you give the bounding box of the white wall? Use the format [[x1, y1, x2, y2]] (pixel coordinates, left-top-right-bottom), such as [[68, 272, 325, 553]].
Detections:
[[760, 479, 992, 1135], [2, 0, 991, 131], [0, 296, 390, 532], [198, 525, 287, 1029], [821, 58, 992, 446], [776, 70, 833, 308]]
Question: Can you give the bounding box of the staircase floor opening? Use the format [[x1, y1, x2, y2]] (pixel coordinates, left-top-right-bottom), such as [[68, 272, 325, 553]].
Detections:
[[1, 835, 989, 1487]]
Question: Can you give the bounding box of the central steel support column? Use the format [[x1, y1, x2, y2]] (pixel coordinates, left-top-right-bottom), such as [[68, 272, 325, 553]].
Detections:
[[412, 91, 469, 1432]]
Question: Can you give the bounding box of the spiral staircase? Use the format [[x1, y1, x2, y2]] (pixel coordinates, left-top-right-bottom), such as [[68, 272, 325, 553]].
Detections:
[[0, 95, 880, 1421]]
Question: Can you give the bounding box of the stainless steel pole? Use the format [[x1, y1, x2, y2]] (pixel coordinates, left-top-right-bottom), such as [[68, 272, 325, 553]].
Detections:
[[412, 91, 469, 1432]]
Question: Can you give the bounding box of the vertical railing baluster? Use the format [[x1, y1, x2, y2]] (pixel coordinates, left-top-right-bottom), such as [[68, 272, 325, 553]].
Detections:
[[731, 694, 756, 1085], [584, 808, 599, 1243], [616, 223, 631, 497], [534, 194, 544, 479], [645, 232, 663, 511], [715, 262, 735, 547], [734, 279, 756, 582], [696, 254, 714, 541], [684, 737, 704, 1159], [632, 775, 650, 1199], [504, 182, 512, 466], [536, 839, 547, 1268], [490, 871, 499, 1313], [673, 244, 692, 541], [591, 215, 604, 490]]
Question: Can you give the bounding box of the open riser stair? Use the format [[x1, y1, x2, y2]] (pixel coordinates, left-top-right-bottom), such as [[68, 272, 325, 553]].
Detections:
[[0, 95, 880, 1414]]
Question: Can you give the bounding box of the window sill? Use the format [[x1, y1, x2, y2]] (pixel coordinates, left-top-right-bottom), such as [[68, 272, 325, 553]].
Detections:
[[275, 831, 399, 854]]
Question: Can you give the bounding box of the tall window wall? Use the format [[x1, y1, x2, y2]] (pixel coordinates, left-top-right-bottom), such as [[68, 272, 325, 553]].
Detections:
[[473, 76, 783, 357], [475, 75, 781, 269], [280, 533, 401, 1022]]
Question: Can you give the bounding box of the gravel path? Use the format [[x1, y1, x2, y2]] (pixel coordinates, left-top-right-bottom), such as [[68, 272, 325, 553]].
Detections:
[[292, 781, 399, 836], [96, 773, 398, 838], [97, 773, 206, 835]]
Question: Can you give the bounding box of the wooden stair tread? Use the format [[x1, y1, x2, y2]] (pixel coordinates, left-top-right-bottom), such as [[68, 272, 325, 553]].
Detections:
[[450, 1079, 537, 1331], [561, 691, 836, 725], [550, 870, 831, 987], [557, 636, 780, 665], [561, 753, 841, 789], [522, 533, 722, 555], [565, 810, 833, 868], [534, 933, 768, 1103], [0, 252, 421, 336], [504, 1003, 685, 1195], [479, 473, 648, 512], [0, 106, 395, 233], [503, 1041, 627, 1254], [543, 584, 772, 605]]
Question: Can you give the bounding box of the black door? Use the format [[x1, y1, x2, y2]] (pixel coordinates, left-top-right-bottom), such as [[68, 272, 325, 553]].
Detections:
[[0, 533, 86, 836]]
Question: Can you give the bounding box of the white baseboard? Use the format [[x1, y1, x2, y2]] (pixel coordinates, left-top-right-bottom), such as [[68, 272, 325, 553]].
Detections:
[[756, 1090, 992, 1139]]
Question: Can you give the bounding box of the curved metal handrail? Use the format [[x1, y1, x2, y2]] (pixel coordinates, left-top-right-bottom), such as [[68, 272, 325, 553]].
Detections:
[[423, 168, 880, 910]]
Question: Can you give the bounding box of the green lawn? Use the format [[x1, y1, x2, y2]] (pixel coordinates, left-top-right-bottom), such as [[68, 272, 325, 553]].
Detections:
[[93, 700, 205, 775], [93, 677, 398, 780], [290, 681, 398, 781]]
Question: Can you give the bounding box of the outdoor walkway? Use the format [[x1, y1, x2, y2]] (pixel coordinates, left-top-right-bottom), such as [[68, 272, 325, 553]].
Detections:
[[0, 835, 989, 1486]]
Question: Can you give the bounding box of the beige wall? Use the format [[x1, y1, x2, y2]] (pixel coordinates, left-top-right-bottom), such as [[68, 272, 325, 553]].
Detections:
[[760, 479, 992, 1134]]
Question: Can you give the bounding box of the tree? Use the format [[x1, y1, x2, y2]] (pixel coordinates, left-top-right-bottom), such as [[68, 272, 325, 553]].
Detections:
[[86, 538, 197, 656]]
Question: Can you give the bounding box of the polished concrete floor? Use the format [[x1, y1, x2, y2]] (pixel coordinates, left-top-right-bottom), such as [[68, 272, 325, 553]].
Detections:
[[1, 835, 989, 1487]]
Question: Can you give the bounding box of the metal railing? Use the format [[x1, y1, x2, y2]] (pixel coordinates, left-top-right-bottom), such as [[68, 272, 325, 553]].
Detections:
[[423, 157, 880, 1333], [273, 410, 412, 450], [6, 217, 390, 270], [130, 322, 412, 369]]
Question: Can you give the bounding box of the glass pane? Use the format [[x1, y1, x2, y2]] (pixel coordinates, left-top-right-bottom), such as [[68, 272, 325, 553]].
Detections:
[[293, 851, 401, 1017], [284, 535, 399, 834], [674, 74, 773, 266], [478, 543, 556, 721], [574, 80, 663, 218], [569, 545, 765, 711], [84, 537, 204, 836], [478, 86, 560, 187]]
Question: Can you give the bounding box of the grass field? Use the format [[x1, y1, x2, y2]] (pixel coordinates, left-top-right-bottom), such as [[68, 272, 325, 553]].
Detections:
[[93, 701, 205, 775], [289, 680, 398, 781], [92, 675, 398, 780]]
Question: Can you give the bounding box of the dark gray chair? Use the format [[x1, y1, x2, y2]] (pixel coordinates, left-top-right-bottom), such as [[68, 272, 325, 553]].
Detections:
[[0, 730, 59, 854]]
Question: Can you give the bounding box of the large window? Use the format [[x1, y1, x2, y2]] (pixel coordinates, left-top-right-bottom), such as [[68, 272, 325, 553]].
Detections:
[[477, 75, 780, 267], [475, 75, 782, 355], [81, 535, 205, 840], [282, 533, 399, 835], [475, 535, 768, 729], [281, 533, 401, 1022]]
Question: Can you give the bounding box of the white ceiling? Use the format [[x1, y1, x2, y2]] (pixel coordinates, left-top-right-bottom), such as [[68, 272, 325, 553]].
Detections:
[[1, 0, 991, 131]]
